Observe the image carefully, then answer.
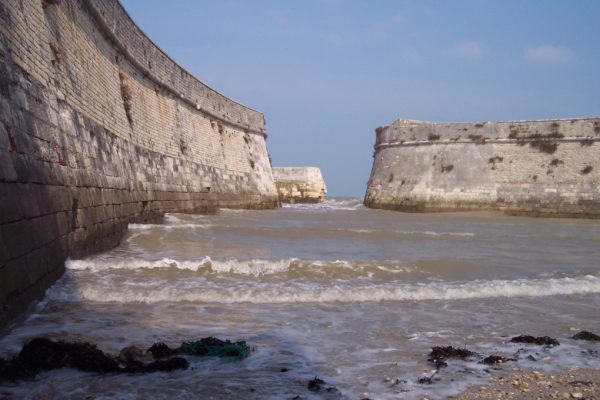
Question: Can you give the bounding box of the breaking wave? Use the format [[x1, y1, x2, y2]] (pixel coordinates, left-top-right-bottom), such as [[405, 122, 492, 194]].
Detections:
[[56, 274, 600, 304], [282, 198, 363, 211], [128, 223, 212, 230], [65, 258, 414, 277], [335, 228, 475, 237], [61, 258, 600, 304]]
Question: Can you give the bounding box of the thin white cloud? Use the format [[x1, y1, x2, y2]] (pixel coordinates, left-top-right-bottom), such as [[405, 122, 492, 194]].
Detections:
[[449, 41, 485, 60], [524, 45, 575, 64]]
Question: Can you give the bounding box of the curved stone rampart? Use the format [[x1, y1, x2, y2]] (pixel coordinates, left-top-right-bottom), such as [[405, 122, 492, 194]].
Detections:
[[364, 118, 600, 217], [0, 0, 277, 329]]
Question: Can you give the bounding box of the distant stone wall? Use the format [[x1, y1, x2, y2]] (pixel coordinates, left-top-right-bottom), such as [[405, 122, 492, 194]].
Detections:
[[0, 0, 277, 329], [364, 118, 600, 217], [273, 167, 327, 203]]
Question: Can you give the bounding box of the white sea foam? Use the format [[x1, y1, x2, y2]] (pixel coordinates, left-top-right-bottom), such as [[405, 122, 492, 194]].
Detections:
[[65, 257, 420, 278], [59, 271, 600, 304], [66, 257, 213, 272], [128, 223, 212, 230], [337, 228, 475, 237], [282, 198, 363, 211], [66, 257, 301, 276]]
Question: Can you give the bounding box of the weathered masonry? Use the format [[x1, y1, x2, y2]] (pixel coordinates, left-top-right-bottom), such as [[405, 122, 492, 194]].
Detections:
[[0, 0, 278, 329], [273, 167, 327, 203], [364, 118, 600, 217]]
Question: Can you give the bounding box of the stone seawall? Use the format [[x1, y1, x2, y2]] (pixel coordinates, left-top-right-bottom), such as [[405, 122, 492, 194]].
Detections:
[[273, 167, 327, 203], [0, 0, 277, 329], [364, 118, 600, 217]]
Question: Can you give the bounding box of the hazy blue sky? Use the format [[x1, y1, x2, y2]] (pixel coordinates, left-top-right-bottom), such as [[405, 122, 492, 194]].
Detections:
[[121, 0, 600, 197]]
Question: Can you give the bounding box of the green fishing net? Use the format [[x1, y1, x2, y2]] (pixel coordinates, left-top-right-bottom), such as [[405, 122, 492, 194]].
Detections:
[[179, 338, 250, 360]]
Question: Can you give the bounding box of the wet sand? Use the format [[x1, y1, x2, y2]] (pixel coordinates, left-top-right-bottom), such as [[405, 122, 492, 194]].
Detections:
[[457, 367, 600, 399]]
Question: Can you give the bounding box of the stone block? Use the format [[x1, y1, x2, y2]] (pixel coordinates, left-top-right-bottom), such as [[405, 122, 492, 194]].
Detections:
[[1, 219, 36, 260], [0, 148, 17, 181]]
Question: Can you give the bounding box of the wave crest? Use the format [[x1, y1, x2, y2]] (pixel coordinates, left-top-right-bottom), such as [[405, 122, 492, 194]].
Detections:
[[58, 275, 600, 304]]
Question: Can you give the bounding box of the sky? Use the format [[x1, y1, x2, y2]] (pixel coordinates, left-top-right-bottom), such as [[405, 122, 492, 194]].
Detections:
[[121, 0, 600, 197]]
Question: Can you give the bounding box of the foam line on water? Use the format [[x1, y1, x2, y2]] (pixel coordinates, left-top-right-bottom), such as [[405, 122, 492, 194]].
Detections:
[[65, 257, 417, 277], [336, 228, 475, 237], [128, 223, 212, 230], [55, 273, 600, 304], [282, 198, 363, 211]]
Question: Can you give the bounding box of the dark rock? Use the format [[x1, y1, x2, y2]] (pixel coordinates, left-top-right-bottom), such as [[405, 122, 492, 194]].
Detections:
[[0, 337, 120, 381], [0, 338, 193, 381], [147, 342, 173, 359], [19, 337, 119, 374], [280, 367, 289, 372], [141, 357, 189, 373], [481, 355, 515, 365], [1, 336, 253, 382], [417, 376, 433, 384], [569, 380, 593, 386], [527, 355, 537, 362], [510, 335, 559, 347], [572, 331, 600, 342], [118, 346, 144, 365], [307, 376, 325, 392]]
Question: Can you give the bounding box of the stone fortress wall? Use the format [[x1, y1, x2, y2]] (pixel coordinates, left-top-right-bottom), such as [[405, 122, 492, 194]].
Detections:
[[0, 0, 278, 329], [364, 118, 600, 217], [273, 167, 327, 203]]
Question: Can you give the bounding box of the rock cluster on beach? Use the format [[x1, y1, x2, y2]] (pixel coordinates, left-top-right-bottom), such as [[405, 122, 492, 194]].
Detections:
[[0, 337, 250, 382], [420, 331, 600, 398]]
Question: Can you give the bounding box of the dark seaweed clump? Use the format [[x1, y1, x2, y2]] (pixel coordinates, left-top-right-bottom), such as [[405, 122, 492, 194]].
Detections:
[[428, 346, 476, 368], [510, 335, 560, 347], [572, 331, 600, 342], [481, 355, 515, 365]]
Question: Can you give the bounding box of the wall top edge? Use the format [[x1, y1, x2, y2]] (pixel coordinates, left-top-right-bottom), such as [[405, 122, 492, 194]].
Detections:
[[378, 116, 600, 131], [111, 0, 260, 114], [273, 167, 323, 171]]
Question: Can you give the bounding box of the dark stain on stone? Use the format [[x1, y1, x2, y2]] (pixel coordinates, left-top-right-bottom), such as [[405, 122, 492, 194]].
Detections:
[[6, 126, 18, 152], [468, 134, 485, 144]]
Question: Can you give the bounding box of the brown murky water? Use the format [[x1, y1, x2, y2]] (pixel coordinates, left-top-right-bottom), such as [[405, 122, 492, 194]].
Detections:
[[1, 198, 599, 399]]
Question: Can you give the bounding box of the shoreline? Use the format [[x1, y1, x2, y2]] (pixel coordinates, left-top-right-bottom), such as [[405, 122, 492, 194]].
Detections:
[[456, 367, 600, 399]]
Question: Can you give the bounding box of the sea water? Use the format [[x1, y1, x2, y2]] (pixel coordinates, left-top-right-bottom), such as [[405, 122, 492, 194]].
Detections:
[[1, 198, 599, 399]]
